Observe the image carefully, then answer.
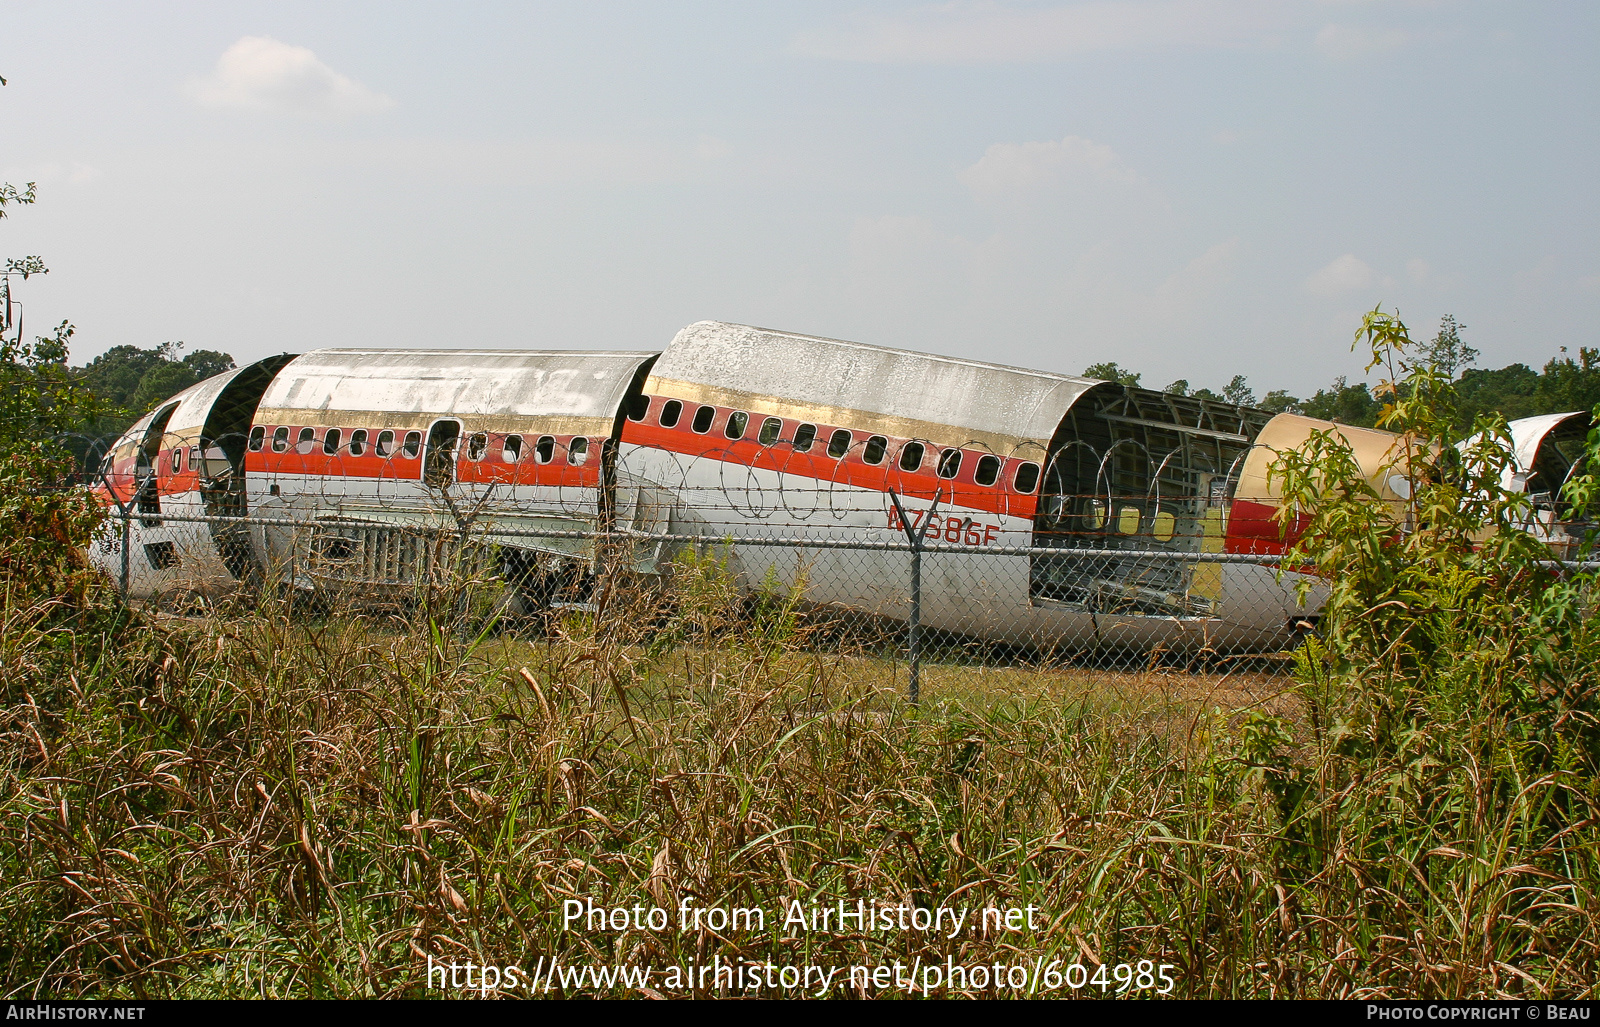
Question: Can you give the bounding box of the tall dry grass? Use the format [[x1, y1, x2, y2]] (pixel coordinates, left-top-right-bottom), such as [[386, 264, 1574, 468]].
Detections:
[[2, 542, 1597, 999]]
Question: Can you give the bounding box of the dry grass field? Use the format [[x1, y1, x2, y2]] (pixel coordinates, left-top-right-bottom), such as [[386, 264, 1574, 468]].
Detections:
[[5, 552, 1596, 1000]]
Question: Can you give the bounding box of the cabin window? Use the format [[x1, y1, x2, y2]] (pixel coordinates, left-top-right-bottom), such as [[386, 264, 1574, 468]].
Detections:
[[1152, 511, 1176, 542], [272, 427, 290, 453], [899, 441, 924, 472], [937, 448, 961, 479], [1013, 462, 1040, 494], [1117, 506, 1141, 535], [568, 436, 589, 465], [659, 400, 682, 428], [296, 428, 317, 455], [758, 417, 782, 446], [467, 432, 489, 461], [793, 424, 816, 452], [827, 429, 852, 459], [375, 430, 395, 458], [863, 435, 888, 465], [401, 431, 422, 459], [725, 411, 748, 441], [975, 454, 1000, 487], [626, 395, 650, 422], [349, 429, 368, 457], [248, 426, 265, 452], [171, 449, 182, 474], [535, 435, 555, 464], [691, 405, 715, 434], [503, 434, 523, 462], [323, 428, 342, 456], [189, 446, 200, 470]]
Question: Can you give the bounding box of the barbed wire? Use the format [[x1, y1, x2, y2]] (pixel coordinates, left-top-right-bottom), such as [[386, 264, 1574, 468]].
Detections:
[[31, 426, 1598, 694]]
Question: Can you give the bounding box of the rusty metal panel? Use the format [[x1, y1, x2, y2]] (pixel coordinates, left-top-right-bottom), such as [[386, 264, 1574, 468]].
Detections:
[[256, 349, 657, 433], [647, 321, 1102, 451]]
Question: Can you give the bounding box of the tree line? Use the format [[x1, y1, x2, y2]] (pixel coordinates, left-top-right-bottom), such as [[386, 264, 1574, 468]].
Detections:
[[1085, 315, 1600, 435]]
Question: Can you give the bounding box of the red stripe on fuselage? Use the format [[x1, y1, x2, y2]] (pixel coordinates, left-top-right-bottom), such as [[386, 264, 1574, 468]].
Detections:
[[620, 413, 1040, 521]]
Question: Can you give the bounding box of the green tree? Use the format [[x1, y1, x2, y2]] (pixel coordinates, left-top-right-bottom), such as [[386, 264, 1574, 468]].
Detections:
[[1222, 374, 1256, 407], [1083, 361, 1141, 387], [1422, 314, 1478, 380], [0, 73, 109, 610], [1260, 390, 1301, 414], [1300, 376, 1381, 427], [77, 342, 236, 438]]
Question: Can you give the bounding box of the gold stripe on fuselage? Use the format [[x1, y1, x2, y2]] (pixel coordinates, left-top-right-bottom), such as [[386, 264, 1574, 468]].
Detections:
[[642, 376, 1053, 459], [252, 407, 618, 438]]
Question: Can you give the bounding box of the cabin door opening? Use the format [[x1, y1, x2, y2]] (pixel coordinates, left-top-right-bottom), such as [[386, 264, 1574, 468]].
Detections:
[[424, 419, 462, 489], [135, 402, 180, 526], [201, 354, 295, 577]]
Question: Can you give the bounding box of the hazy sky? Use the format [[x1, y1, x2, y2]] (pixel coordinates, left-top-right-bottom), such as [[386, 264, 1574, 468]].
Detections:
[[4, 1, 1597, 397]]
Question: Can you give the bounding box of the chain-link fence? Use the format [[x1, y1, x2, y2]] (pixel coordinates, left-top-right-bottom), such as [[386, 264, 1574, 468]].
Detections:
[[79, 503, 1599, 700], [34, 425, 1598, 701]]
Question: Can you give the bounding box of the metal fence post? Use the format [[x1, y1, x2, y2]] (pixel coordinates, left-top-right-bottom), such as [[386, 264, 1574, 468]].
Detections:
[[889, 489, 940, 705], [120, 513, 130, 598]]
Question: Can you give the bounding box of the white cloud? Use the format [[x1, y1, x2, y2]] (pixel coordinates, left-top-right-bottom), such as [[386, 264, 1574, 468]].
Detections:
[[794, 1, 1287, 64], [1154, 237, 1241, 312], [1314, 23, 1407, 61], [188, 36, 395, 118], [1304, 253, 1378, 296], [958, 135, 1139, 195]]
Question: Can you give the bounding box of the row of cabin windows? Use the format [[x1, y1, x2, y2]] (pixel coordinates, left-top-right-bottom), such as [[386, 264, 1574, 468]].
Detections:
[[160, 446, 230, 476], [627, 396, 1041, 495], [247, 426, 592, 466]]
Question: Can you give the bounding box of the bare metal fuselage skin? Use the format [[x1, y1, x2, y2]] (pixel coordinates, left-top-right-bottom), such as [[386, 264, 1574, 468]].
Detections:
[[91, 320, 1408, 651]]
